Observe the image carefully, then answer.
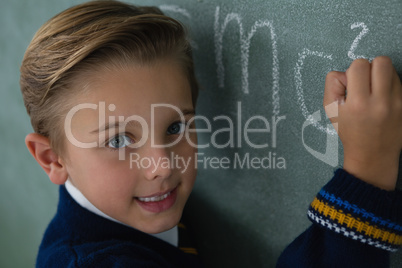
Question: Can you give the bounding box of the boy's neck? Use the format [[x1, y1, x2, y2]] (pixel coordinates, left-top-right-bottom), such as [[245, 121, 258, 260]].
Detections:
[[64, 179, 178, 247]]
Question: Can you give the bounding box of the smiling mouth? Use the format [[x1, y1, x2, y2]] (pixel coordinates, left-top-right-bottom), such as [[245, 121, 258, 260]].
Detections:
[[137, 191, 172, 202], [135, 187, 178, 213]]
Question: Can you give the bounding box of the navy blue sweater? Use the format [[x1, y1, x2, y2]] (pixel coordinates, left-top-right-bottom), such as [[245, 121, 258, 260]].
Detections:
[[37, 169, 402, 267], [36, 185, 203, 267], [277, 169, 402, 267]]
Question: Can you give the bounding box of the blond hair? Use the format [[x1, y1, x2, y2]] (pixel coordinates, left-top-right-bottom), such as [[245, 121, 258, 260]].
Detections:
[[20, 0, 198, 155]]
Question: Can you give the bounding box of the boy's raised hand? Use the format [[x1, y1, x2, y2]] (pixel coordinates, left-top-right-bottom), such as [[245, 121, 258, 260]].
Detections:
[[324, 56, 402, 190]]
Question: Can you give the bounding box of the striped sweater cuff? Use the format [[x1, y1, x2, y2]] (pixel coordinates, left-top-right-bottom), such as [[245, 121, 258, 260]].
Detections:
[[308, 168, 402, 252]]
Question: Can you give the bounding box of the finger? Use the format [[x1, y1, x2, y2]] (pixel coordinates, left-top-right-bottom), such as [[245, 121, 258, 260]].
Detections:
[[323, 71, 347, 122], [393, 71, 402, 98], [323, 71, 347, 108], [346, 58, 371, 99], [391, 67, 402, 98], [371, 56, 394, 99]]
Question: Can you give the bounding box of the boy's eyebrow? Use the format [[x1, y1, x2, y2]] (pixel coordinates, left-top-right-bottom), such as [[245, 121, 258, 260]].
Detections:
[[181, 109, 196, 116], [90, 108, 195, 134], [91, 120, 142, 134]]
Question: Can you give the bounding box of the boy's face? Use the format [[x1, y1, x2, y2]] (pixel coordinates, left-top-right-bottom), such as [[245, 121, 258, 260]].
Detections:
[[62, 59, 197, 233]]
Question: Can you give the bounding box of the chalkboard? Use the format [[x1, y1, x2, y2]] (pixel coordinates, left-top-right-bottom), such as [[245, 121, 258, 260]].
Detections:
[[1, 0, 401, 267]]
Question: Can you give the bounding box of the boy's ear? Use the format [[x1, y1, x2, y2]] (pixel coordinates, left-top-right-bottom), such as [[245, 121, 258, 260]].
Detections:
[[25, 133, 68, 185]]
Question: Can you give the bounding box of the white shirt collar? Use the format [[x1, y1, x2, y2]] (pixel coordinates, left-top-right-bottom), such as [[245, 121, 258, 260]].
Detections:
[[64, 179, 178, 247]]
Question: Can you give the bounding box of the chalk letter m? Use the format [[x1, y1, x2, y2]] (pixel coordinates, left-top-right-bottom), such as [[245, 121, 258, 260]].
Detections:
[[214, 6, 280, 115]]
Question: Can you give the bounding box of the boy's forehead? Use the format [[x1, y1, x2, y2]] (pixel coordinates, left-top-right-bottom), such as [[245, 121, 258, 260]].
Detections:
[[69, 61, 194, 119]]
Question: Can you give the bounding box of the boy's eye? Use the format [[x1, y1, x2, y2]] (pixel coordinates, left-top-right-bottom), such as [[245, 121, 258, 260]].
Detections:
[[107, 134, 133, 149], [167, 122, 186, 135]]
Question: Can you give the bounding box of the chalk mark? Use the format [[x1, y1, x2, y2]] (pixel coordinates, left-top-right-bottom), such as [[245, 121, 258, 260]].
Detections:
[[159, 5, 198, 49], [159, 5, 191, 19], [214, 6, 280, 115], [295, 48, 336, 135], [348, 22, 373, 61]]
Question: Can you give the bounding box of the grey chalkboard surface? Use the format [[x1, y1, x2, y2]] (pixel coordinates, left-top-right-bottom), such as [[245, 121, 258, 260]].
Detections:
[[1, 0, 401, 267]]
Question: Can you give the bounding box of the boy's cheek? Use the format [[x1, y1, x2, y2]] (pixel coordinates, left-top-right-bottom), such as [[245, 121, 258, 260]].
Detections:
[[185, 131, 198, 149]]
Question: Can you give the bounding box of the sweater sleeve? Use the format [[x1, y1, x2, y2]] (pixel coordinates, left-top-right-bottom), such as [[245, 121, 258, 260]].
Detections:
[[276, 169, 402, 268]]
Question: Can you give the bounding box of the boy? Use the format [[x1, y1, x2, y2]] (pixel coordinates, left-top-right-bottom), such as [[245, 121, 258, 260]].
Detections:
[[20, 0, 401, 267]]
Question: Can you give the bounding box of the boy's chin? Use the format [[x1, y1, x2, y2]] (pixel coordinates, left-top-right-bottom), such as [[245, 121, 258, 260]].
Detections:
[[135, 212, 183, 234]]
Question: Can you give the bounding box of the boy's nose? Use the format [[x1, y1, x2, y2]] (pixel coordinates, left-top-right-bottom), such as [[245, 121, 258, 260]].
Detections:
[[141, 147, 172, 181]]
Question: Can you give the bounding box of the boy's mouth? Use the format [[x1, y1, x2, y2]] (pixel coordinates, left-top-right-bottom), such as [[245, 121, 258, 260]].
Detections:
[[137, 191, 172, 202], [135, 187, 178, 213]]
